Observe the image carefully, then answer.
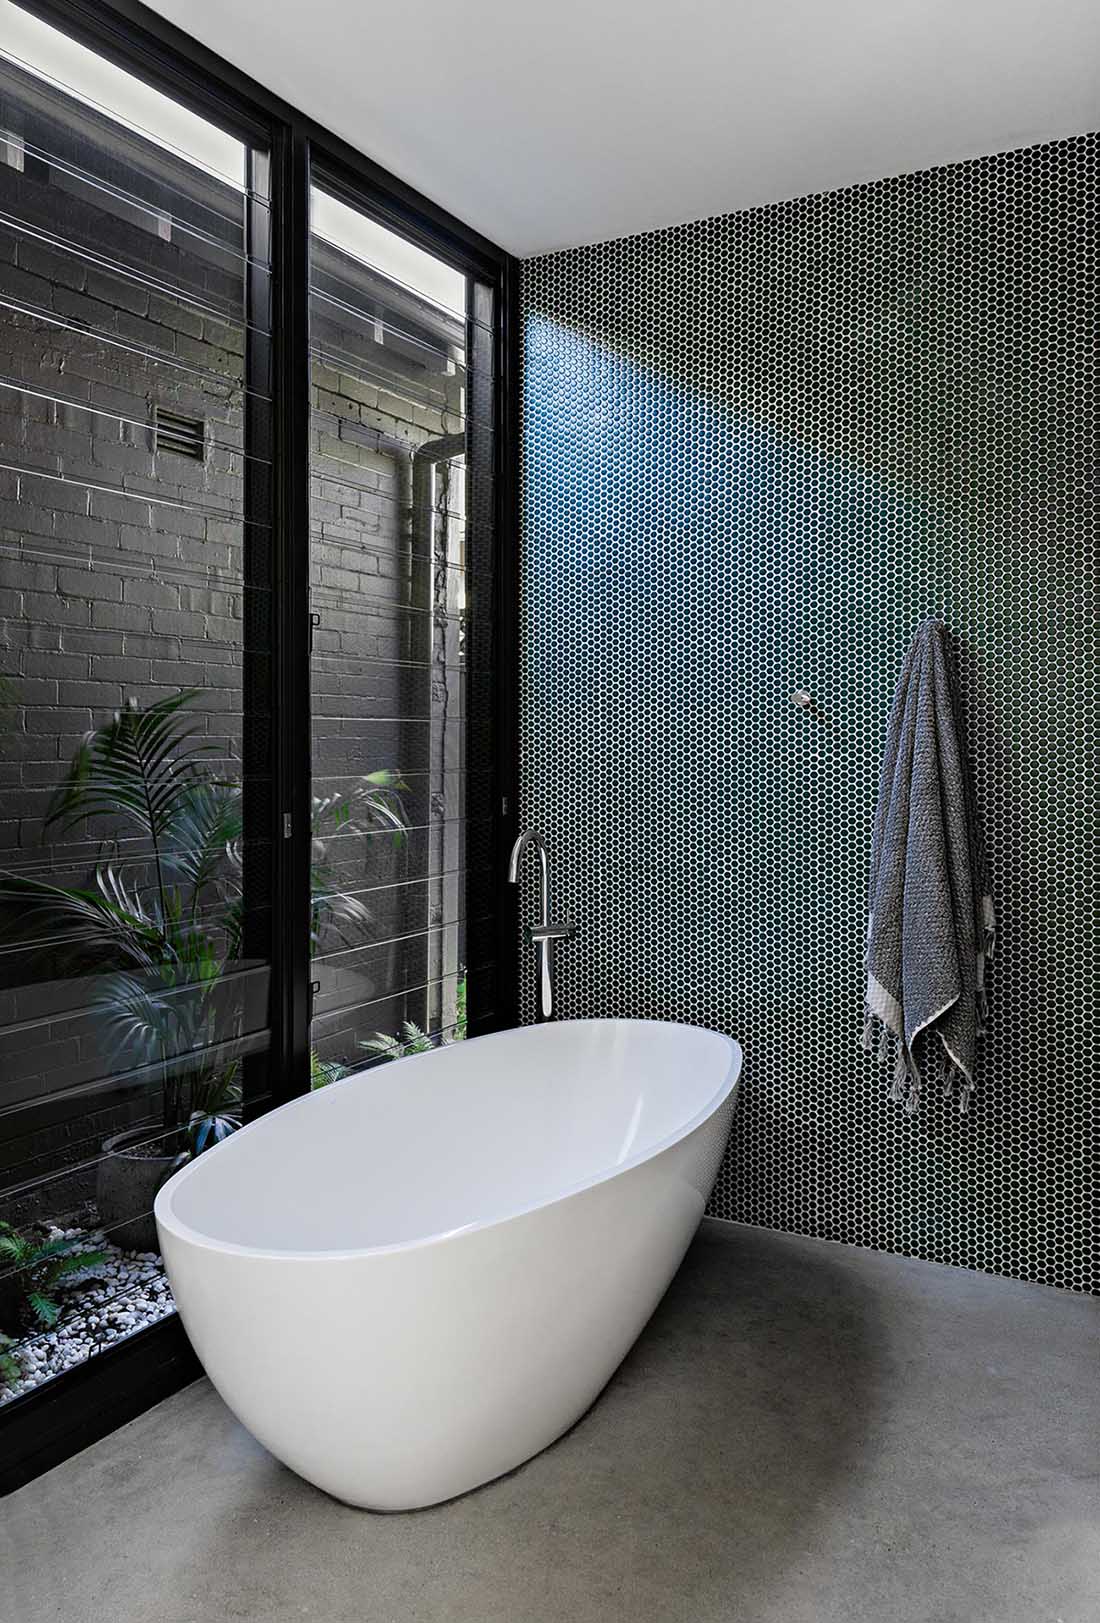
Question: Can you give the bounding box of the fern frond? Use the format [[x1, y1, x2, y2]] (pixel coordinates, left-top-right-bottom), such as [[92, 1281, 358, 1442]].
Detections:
[[42, 1249, 106, 1285], [22, 1236, 81, 1267], [25, 1292, 60, 1329], [0, 1229, 29, 1264], [0, 1333, 21, 1388]]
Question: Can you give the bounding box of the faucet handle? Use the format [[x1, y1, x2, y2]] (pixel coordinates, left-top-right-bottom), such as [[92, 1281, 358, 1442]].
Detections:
[[527, 919, 578, 945]]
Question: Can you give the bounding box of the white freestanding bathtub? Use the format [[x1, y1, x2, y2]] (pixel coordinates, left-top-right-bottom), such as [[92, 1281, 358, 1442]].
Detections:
[[155, 1018, 742, 1510]]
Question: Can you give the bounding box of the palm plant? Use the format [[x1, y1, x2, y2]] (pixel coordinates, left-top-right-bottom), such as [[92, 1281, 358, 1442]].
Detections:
[[309, 774, 407, 956], [1, 690, 406, 1160]]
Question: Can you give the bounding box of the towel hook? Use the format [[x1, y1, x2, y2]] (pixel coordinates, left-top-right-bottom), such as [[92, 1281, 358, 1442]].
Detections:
[[791, 687, 843, 737]]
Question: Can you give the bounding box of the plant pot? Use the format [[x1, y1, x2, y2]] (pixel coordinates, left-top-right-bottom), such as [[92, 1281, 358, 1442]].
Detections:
[[96, 1129, 183, 1254]]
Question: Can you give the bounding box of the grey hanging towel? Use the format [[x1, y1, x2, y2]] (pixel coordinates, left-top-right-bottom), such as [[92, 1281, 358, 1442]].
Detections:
[[863, 619, 995, 1113]]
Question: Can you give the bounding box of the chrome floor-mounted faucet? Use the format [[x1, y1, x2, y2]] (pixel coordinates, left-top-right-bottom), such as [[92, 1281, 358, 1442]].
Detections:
[[507, 829, 577, 1022]]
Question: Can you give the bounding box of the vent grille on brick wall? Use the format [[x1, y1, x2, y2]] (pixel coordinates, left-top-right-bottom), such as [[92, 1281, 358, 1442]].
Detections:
[[154, 407, 205, 459]]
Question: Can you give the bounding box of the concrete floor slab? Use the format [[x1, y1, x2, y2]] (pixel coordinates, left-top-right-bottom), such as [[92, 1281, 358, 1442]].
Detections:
[[4, 1221, 1098, 1623]]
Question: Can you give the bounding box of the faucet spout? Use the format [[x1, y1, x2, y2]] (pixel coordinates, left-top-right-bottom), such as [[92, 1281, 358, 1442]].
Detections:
[[507, 828, 548, 909]]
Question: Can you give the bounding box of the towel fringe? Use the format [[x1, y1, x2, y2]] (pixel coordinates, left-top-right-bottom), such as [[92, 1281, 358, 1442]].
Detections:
[[937, 1047, 977, 1114], [889, 1048, 908, 1105], [982, 894, 997, 961], [863, 1011, 974, 1117], [863, 1011, 987, 1115]]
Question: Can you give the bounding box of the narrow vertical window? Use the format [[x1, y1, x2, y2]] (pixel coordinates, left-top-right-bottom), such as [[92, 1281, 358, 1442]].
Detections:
[[306, 180, 497, 1079]]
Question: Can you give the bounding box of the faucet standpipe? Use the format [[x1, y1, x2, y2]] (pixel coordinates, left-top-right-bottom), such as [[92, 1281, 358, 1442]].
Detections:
[[506, 829, 578, 1022]]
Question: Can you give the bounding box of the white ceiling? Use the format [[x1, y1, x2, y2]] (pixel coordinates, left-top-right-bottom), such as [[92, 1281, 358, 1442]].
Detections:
[[145, 0, 1100, 258]]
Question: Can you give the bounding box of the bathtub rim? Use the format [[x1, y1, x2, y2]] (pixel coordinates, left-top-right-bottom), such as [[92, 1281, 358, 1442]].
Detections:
[[154, 1017, 742, 1265]]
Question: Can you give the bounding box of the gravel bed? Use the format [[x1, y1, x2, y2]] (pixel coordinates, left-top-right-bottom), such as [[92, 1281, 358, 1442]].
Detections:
[[0, 1225, 176, 1405]]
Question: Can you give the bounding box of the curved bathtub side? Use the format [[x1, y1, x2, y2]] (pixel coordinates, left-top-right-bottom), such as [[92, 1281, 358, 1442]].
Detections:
[[160, 1084, 737, 1510]]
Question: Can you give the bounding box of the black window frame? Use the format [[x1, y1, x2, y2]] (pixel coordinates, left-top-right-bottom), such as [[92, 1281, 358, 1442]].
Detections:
[[0, 0, 519, 1494]]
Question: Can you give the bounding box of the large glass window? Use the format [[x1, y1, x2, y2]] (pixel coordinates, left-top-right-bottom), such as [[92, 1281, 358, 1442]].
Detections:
[[0, 2, 274, 1402], [0, 3, 508, 1440]]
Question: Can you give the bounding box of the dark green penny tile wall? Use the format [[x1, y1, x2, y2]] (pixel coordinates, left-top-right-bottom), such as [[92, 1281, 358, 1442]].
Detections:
[[519, 135, 1097, 1291]]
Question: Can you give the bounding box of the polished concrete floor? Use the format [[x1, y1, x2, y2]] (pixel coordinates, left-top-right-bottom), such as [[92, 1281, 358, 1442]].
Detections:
[[5, 1221, 1098, 1623]]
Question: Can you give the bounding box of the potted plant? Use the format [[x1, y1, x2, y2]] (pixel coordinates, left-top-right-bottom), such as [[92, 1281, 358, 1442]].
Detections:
[[3, 690, 406, 1251]]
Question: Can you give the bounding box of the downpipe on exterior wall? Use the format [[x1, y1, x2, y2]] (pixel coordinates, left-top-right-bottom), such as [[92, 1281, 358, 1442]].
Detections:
[[412, 435, 466, 1031], [361, 431, 465, 1039]]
